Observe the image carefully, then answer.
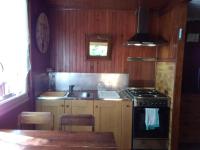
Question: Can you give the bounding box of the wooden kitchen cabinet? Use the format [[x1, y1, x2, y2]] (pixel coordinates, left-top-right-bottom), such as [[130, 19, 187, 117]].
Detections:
[[121, 101, 132, 150], [94, 100, 122, 147], [71, 100, 94, 131], [36, 100, 93, 131], [36, 99, 132, 149], [94, 100, 132, 150], [36, 100, 66, 130]]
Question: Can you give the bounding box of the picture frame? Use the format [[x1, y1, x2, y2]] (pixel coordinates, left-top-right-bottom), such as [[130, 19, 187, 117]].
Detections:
[[86, 34, 112, 60]]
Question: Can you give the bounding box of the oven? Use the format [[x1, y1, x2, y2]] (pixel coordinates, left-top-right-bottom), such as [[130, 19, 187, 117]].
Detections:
[[133, 107, 169, 138], [133, 106, 170, 150], [120, 88, 170, 150]]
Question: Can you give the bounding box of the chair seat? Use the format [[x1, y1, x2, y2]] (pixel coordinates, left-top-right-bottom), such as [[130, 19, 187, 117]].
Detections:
[[60, 114, 95, 131], [18, 111, 53, 130]]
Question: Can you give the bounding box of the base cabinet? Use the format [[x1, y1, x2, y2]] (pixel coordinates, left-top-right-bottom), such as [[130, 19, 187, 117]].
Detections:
[[94, 101, 122, 148], [121, 101, 132, 150], [36, 99, 132, 150], [36, 100, 65, 130], [71, 100, 94, 131], [36, 100, 93, 130], [94, 100, 132, 150]]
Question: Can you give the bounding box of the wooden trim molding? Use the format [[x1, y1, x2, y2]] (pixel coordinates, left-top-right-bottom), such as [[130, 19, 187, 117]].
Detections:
[[170, 2, 187, 150], [0, 94, 29, 117]]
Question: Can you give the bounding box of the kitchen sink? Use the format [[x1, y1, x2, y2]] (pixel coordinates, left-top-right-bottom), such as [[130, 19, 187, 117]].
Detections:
[[67, 91, 91, 98], [37, 91, 96, 100]]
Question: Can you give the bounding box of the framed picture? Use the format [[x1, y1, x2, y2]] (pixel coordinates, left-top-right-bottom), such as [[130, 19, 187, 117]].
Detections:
[[86, 34, 112, 60]]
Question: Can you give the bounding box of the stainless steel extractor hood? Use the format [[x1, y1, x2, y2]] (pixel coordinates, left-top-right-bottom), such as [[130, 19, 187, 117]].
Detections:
[[127, 7, 167, 47]]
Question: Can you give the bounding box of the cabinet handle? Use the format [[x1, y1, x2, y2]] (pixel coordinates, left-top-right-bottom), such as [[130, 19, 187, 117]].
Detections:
[[126, 105, 130, 108], [61, 104, 64, 107], [95, 105, 98, 108], [66, 105, 69, 108]]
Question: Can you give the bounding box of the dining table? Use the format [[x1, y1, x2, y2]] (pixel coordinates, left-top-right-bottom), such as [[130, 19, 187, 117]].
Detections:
[[0, 130, 118, 150]]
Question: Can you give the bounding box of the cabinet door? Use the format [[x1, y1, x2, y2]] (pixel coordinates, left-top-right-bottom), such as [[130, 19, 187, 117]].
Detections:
[[36, 100, 50, 130], [36, 100, 42, 111], [62, 100, 72, 131], [36, 100, 65, 130], [121, 101, 132, 150], [94, 100, 122, 147], [71, 100, 94, 131]]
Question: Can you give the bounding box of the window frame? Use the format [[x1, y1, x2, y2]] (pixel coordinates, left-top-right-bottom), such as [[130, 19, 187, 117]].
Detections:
[[0, 93, 29, 116]]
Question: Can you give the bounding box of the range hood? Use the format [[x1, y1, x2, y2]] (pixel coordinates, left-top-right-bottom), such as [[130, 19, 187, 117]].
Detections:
[[127, 7, 166, 47]]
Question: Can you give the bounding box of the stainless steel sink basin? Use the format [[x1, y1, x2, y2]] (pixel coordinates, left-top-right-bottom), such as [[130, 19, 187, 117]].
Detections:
[[66, 91, 93, 99], [81, 92, 90, 98], [37, 91, 96, 100]]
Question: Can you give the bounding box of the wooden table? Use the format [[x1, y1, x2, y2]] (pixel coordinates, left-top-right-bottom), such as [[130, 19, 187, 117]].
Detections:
[[0, 130, 117, 150]]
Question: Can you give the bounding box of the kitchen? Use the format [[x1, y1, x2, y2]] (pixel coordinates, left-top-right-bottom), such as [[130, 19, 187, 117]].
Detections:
[[0, 0, 193, 150]]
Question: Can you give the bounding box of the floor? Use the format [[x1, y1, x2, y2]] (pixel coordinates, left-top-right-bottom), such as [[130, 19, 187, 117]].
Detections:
[[179, 143, 200, 150]]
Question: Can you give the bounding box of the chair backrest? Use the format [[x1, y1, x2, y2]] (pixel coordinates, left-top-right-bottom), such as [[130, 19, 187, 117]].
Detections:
[[18, 112, 54, 130], [59, 114, 95, 131]]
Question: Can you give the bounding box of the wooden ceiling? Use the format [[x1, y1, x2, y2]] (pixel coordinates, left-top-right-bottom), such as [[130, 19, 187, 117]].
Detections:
[[45, 0, 172, 10]]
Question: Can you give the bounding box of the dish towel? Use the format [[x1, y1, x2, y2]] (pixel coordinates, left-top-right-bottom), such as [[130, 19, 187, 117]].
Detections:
[[145, 108, 160, 130]]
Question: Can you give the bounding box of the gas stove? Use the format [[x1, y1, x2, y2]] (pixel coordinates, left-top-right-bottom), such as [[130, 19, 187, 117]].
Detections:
[[120, 88, 170, 107]]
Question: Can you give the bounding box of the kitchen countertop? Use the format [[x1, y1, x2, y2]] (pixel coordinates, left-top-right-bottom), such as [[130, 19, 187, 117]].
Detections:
[[37, 90, 130, 101]]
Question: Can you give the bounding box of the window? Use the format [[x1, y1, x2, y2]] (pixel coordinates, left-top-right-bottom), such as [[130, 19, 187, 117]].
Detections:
[[86, 34, 112, 60], [0, 0, 29, 101]]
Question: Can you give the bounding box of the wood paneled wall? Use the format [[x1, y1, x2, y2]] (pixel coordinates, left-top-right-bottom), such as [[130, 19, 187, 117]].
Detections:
[[157, 10, 179, 61], [46, 0, 171, 11], [156, 2, 187, 150], [30, 0, 50, 72], [180, 94, 200, 143], [29, 0, 50, 107], [49, 9, 157, 86], [180, 21, 200, 145]]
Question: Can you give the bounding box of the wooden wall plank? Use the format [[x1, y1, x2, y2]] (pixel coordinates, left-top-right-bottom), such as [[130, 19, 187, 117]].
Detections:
[[156, 2, 187, 150], [46, 0, 172, 11], [180, 94, 200, 143], [49, 9, 157, 86]]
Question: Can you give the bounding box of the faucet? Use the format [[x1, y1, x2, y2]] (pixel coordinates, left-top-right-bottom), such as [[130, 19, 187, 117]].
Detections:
[[67, 85, 75, 97]]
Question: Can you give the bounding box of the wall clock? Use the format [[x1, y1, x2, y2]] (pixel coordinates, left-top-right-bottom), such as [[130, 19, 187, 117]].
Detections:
[[36, 12, 50, 54]]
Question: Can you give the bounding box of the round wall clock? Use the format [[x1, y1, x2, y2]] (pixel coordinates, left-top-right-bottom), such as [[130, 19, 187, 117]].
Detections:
[[36, 12, 50, 54]]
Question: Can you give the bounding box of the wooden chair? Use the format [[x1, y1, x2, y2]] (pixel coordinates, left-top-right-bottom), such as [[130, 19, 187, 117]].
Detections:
[[18, 112, 54, 130], [59, 114, 95, 131]]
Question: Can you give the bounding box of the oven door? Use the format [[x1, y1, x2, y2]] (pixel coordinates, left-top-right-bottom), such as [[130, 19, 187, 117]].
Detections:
[[133, 107, 170, 139]]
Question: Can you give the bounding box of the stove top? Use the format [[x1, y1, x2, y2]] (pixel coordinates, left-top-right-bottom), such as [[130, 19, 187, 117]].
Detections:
[[120, 88, 170, 107], [126, 88, 168, 98]]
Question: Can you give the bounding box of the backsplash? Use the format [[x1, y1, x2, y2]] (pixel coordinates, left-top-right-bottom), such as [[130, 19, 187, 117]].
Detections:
[[155, 62, 175, 101], [155, 62, 176, 150], [32, 72, 49, 96], [52, 73, 129, 91]]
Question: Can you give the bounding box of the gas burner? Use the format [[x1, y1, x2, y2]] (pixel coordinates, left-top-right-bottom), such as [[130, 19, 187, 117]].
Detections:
[[121, 88, 170, 107], [126, 88, 167, 98]]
